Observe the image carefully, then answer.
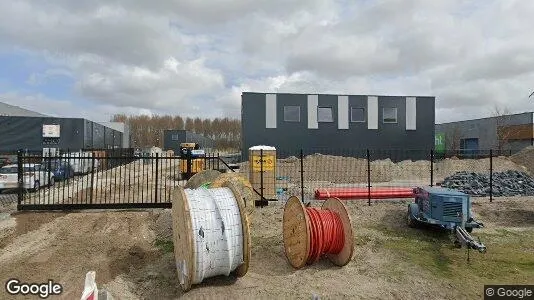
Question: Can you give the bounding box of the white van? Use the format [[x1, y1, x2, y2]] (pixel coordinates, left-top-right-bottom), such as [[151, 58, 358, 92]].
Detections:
[[61, 151, 96, 175]]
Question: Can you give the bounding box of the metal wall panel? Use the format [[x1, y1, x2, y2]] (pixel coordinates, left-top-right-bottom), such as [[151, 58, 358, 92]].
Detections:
[[367, 96, 378, 130], [406, 97, 417, 130], [307, 94, 318, 129], [265, 94, 277, 128], [338, 95, 349, 129]]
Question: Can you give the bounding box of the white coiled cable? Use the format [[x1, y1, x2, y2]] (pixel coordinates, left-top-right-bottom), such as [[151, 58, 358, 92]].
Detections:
[[184, 187, 244, 284]]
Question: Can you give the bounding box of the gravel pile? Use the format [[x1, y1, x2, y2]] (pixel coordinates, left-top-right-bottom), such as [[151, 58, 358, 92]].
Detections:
[[440, 170, 534, 197]]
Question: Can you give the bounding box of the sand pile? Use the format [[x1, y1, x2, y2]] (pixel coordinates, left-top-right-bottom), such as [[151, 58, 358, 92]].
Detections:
[[239, 153, 528, 185], [510, 146, 534, 176]]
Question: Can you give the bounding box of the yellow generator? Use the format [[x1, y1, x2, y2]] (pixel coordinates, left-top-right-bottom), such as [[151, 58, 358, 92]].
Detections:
[[179, 143, 205, 180]]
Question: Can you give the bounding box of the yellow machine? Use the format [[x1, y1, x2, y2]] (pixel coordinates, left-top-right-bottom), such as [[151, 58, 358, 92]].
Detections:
[[179, 143, 205, 179]]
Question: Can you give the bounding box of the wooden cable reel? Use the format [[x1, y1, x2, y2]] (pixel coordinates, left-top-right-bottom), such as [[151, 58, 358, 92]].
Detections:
[[282, 196, 354, 269], [171, 180, 251, 292]]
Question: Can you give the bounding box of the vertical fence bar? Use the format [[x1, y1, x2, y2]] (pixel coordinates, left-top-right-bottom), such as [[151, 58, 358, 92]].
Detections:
[[147, 153, 152, 202], [490, 149, 493, 203], [186, 150, 192, 181], [367, 149, 371, 206], [47, 149, 51, 205], [118, 155, 123, 203], [90, 154, 95, 204], [430, 149, 434, 187], [141, 153, 145, 203], [260, 149, 264, 205], [163, 154, 167, 203], [300, 149, 304, 203], [155, 153, 159, 203], [123, 156, 127, 203], [17, 150, 23, 209]]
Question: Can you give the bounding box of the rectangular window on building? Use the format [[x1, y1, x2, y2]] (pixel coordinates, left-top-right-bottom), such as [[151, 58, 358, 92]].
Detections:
[[351, 107, 365, 122], [383, 107, 398, 123], [171, 134, 180, 141], [317, 107, 333, 122], [284, 106, 300, 122]]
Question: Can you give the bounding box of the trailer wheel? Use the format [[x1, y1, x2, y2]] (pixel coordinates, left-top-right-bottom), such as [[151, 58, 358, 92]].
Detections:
[[465, 227, 473, 233]]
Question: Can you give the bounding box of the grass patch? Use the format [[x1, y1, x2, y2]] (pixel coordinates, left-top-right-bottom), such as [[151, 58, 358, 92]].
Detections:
[[371, 224, 534, 286], [155, 239, 174, 254]]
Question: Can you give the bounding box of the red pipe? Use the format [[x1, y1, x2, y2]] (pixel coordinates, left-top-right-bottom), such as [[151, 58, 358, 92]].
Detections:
[[315, 187, 414, 200]]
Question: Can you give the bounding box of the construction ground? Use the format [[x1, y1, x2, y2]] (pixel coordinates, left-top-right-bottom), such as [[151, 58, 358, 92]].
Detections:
[[0, 147, 533, 299]]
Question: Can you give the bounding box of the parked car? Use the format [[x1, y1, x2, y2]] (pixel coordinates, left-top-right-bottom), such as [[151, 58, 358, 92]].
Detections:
[[48, 160, 75, 181], [0, 164, 55, 192], [0, 155, 16, 167]]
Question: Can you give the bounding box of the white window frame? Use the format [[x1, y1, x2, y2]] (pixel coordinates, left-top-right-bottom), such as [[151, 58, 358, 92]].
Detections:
[[350, 107, 366, 123], [317, 106, 334, 123], [383, 107, 398, 124], [283, 106, 301, 122]]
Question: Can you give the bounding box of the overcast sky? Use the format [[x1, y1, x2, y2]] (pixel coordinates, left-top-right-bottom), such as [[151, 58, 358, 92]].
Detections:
[[0, 0, 533, 123]]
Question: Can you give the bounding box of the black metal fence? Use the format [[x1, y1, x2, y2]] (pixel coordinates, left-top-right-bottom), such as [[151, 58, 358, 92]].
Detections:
[[244, 148, 532, 206], [12, 150, 233, 210], [5, 148, 532, 211]]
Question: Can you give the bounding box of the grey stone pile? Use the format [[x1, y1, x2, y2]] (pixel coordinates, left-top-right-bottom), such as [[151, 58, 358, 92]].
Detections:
[[440, 170, 534, 197]]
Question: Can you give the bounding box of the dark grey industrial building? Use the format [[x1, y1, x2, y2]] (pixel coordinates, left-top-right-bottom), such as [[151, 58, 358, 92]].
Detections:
[[436, 112, 534, 154], [163, 130, 215, 153], [241, 92, 435, 159], [0, 116, 125, 152]]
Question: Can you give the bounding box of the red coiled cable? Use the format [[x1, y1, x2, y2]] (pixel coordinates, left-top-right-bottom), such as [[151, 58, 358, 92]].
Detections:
[[305, 207, 345, 264]]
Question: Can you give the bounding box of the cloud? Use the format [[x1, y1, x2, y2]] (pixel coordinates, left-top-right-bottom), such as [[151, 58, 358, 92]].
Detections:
[[0, 0, 533, 124]]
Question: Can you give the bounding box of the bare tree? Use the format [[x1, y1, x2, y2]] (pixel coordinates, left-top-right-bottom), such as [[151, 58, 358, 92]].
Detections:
[[112, 113, 241, 150], [492, 105, 513, 152]]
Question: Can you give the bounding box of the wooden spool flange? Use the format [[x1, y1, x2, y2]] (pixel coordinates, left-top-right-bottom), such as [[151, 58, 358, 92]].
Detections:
[[282, 196, 354, 269], [282, 196, 310, 269], [171, 181, 251, 292], [322, 197, 354, 266]]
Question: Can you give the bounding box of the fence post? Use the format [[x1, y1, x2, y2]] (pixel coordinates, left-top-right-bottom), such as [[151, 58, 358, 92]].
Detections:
[[186, 149, 192, 181], [430, 149, 434, 187], [489, 149, 493, 203], [17, 150, 23, 209], [155, 153, 159, 203], [90, 154, 95, 204], [300, 149, 304, 203], [367, 149, 371, 206]]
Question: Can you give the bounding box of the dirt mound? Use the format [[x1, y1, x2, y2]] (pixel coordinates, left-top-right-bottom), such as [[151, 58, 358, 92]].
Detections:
[[511, 146, 534, 175], [240, 154, 527, 185]]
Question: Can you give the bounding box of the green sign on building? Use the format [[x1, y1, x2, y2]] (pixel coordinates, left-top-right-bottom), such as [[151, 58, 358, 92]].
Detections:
[[435, 133, 445, 153]]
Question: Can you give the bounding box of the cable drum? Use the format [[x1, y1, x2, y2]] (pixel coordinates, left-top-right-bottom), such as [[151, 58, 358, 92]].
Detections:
[[172, 181, 251, 291], [283, 196, 354, 269]]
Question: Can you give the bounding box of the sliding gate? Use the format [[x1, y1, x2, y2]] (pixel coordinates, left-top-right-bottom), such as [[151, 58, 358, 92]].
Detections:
[[16, 151, 230, 211]]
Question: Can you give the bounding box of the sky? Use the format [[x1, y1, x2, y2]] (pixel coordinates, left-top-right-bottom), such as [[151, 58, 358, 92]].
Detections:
[[0, 0, 533, 123]]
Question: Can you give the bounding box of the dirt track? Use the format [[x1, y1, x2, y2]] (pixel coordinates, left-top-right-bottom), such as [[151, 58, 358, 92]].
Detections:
[[0, 196, 533, 299]]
